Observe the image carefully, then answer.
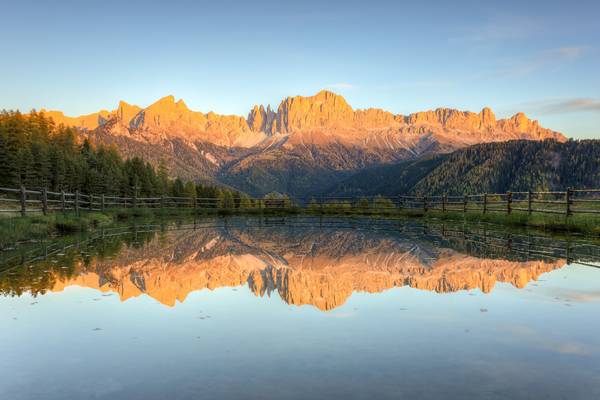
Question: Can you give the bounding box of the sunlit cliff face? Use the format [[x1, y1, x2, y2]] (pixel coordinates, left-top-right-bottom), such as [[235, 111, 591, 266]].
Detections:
[[45, 90, 565, 147], [46, 226, 566, 311]]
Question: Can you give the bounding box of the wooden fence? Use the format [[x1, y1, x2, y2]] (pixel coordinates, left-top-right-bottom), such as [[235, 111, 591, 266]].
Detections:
[[396, 189, 600, 216], [0, 186, 230, 216], [0, 186, 599, 217]]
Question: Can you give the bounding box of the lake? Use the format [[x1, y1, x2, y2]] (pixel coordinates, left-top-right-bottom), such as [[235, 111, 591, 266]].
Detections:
[[1, 217, 600, 400]]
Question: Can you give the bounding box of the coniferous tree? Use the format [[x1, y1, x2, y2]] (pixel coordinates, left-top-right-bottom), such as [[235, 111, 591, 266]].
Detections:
[[171, 178, 185, 197], [157, 159, 170, 195]]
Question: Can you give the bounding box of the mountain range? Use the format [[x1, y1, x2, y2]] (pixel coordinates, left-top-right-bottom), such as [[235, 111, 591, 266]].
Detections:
[[42, 90, 566, 197]]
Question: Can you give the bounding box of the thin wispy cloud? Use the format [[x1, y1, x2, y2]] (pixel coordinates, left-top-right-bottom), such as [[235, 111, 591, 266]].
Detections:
[[541, 98, 600, 114], [326, 81, 454, 92], [554, 342, 590, 356], [550, 47, 585, 59], [324, 82, 356, 90], [497, 324, 594, 356], [449, 15, 545, 44], [373, 80, 454, 90], [520, 98, 600, 115], [494, 46, 586, 78]]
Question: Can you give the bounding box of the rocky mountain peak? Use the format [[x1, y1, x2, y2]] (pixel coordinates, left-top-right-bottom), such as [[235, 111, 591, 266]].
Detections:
[[145, 95, 184, 113], [116, 100, 142, 123], [274, 90, 354, 133], [479, 107, 496, 126], [511, 112, 531, 130], [248, 104, 277, 133]]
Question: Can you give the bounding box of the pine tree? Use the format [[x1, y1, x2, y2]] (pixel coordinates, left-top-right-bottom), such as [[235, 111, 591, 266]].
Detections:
[[157, 159, 169, 195], [183, 181, 196, 205], [171, 178, 185, 197], [220, 190, 235, 209]]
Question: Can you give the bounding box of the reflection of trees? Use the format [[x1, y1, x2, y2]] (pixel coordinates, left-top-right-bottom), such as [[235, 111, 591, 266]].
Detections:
[[0, 230, 158, 297]]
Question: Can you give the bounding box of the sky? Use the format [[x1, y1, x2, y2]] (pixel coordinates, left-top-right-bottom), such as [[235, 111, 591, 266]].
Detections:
[[1, 0, 599, 139]]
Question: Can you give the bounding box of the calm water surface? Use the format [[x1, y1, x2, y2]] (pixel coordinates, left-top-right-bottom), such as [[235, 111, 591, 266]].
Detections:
[[1, 218, 599, 399]]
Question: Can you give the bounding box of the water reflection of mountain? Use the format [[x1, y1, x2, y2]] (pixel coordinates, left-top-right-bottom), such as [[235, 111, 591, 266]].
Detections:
[[37, 222, 571, 310]]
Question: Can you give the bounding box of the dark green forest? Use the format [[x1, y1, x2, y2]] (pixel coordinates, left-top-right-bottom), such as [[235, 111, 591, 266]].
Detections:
[[0, 111, 245, 204], [328, 139, 600, 196]]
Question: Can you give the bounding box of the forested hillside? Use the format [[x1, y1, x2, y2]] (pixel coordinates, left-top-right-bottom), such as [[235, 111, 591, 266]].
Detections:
[[0, 111, 245, 203], [2, 111, 597, 201], [328, 140, 600, 196]]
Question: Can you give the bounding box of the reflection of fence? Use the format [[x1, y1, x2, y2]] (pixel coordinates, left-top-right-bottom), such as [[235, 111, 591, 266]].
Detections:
[[1, 218, 599, 273], [263, 198, 287, 209], [1, 186, 600, 216], [413, 224, 600, 268]]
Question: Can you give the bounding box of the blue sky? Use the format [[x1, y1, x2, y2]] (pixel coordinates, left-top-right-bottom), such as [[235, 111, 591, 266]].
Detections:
[[1, 0, 599, 138]]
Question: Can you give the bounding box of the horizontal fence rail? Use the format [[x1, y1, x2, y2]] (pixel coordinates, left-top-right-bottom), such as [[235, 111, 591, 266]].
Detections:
[[0, 186, 599, 217]]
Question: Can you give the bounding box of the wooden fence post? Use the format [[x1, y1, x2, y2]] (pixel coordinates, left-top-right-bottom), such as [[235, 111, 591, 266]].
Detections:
[[463, 195, 467, 213], [133, 189, 138, 208], [527, 190, 532, 215], [101, 194, 105, 212], [41, 188, 48, 216], [566, 187, 572, 216], [20, 185, 26, 217], [423, 196, 427, 212], [483, 193, 487, 214], [507, 191, 512, 214], [89, 195, 94, 211], [75, 190, 80, 216], [442, 194, 446, 212], [61, 190, 66, 213]]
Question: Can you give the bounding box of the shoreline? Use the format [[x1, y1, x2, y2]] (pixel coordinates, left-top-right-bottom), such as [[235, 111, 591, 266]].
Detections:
[[1, 207, 599, 251]]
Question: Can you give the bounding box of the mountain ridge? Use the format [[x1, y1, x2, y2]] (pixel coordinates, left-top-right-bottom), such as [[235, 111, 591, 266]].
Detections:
[[41, 90, 565, 145], [36, 90, 566, 197]]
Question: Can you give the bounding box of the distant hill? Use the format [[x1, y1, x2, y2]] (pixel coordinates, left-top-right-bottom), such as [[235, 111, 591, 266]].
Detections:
[[326, 140, 600, 196]]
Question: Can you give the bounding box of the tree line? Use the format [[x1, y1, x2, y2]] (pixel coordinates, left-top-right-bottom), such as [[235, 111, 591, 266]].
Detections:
[[411, 139, 600, 195], [0, 110, 249, 205], [329, 139, 600, 197]]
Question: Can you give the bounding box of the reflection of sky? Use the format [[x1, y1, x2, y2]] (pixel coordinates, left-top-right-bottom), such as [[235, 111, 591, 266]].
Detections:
[[1, 264, 599, 399]]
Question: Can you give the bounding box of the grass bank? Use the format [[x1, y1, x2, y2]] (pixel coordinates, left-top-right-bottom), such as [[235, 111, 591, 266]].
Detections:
[[0, 208, 203, 249], [0, 213, 112, 249], [0, 207, 292, 249]]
